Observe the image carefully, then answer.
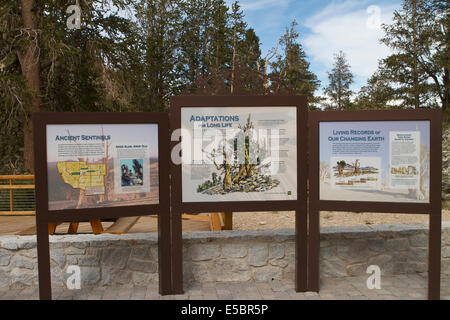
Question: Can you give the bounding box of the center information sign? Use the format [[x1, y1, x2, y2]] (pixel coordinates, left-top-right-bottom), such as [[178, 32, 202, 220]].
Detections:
[[180, 107, 297, 203], [170, 95, 308, 294]]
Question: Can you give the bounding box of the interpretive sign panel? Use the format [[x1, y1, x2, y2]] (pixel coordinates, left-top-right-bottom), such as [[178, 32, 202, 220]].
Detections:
[[308, 109, 442, 300], [46, 124, 159, 210], [319, 120, 430, 203], [180, 107, 297, 203], [170, 95, 308, 294], [33, 112, 171, 300]]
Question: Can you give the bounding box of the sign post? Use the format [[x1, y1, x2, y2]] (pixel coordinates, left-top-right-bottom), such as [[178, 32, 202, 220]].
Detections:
[[170, 95, 308, 293], [308, 109, 442, 300], [33, 112, 171, 299]]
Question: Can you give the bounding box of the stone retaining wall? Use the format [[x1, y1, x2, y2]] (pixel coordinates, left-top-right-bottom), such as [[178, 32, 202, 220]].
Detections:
[[0, 223, 449, 289]]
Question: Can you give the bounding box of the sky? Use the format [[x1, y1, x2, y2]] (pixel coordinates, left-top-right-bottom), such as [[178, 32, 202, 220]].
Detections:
[[225, 0, 402, 94]]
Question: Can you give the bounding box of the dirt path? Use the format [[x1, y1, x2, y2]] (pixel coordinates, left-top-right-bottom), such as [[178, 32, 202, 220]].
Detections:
[[1, 209, 448, 236], [233, 209, 450, 230]]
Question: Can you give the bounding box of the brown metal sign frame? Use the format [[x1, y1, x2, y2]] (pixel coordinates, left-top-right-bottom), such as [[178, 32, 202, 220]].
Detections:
[[308, 109, 442, 300], [33, 112, 172, 300], [170, 95, 309, 294]]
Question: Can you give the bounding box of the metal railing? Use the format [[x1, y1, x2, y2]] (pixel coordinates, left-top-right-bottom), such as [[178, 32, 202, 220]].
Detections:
[[0, 175, 35, 215]]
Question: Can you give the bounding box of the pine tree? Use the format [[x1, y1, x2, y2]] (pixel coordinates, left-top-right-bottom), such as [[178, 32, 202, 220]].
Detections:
[[238, 28, 265, 93], [178, 0, 201, 84], [380, 0, 448, 111], [269, 21, 320, 99], [178, 0, 231, 88], [0, 0, 143, 172], [180, 0, 263, 94], [211, 0, 232, 73], [136, 0, 183, 111], [229, 1, 246, 93], [354, 68, 399, 110], [324, 51, 354, 110]]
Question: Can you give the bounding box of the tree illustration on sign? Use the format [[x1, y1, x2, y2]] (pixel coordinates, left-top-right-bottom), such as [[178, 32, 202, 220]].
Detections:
[[197, 114, 279, 195], [337, 160, 347, 175]]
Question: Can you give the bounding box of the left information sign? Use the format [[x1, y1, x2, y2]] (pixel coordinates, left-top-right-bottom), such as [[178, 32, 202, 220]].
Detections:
[[46, 124, 159, 210]]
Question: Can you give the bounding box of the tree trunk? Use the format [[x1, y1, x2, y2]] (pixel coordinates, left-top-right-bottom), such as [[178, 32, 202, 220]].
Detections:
[[19, 0, 41, 173], [223, 165, 232, 191], [412, 1, 420, 109], [231, 35, 236, 94], [233, 165, 246, 183], [444, 67, 449, 114], [338, 71, 342, 110], [231, 20, 237, 94]]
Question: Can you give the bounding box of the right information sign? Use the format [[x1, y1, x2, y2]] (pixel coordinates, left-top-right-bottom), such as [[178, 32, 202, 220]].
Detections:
[[319, 120, 430, 203]]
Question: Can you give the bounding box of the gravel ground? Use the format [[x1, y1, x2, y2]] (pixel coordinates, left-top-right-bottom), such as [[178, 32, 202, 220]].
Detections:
[[232, 209, 450, 230]]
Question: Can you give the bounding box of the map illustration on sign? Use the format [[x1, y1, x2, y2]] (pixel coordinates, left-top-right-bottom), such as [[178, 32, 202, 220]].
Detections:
[[181, 106, 297, 202], [46, 124, 159, 210], [319, 121, 430, 203], [57, 162, 106, 195]]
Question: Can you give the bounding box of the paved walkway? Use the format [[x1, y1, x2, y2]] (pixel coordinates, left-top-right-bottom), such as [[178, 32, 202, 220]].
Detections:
[[0, 274, 449, 300]]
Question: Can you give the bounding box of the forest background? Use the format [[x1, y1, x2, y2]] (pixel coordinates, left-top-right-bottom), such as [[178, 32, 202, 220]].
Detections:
[[0, 0, 448, 199]]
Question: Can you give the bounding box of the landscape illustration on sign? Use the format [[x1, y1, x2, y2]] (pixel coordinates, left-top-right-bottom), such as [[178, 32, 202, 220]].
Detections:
[[331, 157, 380, 188], [197, 114, 280, 196], [390, 165, 418, 175]]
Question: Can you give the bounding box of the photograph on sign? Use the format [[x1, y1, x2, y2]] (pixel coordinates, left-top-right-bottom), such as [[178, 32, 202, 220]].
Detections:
[[46, 123, 159, 210], [319, 121, 430, 203], [181, 107, 297, 202]]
